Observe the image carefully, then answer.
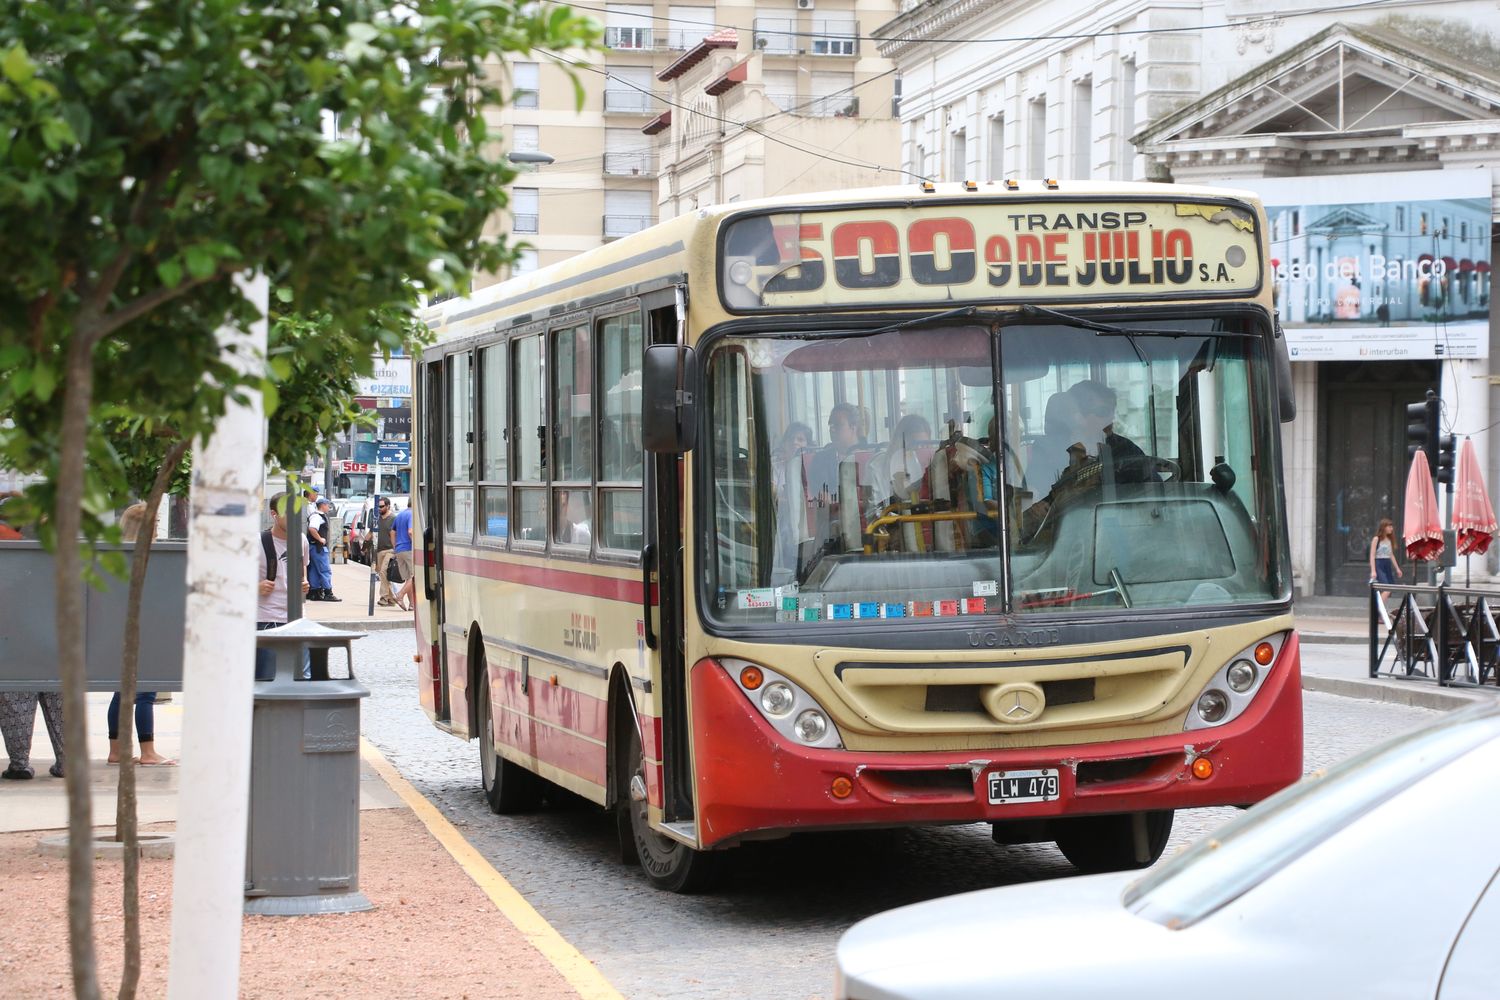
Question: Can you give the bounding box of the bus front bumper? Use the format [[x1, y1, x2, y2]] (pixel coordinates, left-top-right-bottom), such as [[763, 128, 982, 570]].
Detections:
[[690, 633, 1303, 849]]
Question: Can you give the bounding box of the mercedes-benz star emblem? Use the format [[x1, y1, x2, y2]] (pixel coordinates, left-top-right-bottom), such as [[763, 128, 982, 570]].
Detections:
[[984, 682, 1046, 725]]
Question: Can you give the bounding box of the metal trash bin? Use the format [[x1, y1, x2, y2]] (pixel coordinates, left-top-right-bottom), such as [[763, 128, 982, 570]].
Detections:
[[245, 619, 373, 915]]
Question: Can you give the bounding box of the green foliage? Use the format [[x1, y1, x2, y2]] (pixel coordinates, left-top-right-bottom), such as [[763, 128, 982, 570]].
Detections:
[[0, 0, 600, 549], [265, 293, 433, 473]]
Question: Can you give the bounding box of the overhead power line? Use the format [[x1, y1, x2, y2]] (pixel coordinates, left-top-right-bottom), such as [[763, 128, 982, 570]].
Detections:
[[543, 0, 1414, 48]]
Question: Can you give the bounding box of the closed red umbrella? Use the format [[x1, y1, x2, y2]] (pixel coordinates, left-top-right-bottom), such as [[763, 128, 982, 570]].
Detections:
[[1453, 437, 1496, 555], [1403, 451, 1444, 561]]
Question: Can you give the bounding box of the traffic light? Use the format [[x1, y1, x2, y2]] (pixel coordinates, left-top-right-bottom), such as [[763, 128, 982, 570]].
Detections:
[[1406, 390, 1439, 469], [1436, 433, 1457, 486]]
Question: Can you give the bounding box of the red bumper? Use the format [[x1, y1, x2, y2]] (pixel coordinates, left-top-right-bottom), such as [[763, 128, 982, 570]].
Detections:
[[691, 632, 1304, 848]]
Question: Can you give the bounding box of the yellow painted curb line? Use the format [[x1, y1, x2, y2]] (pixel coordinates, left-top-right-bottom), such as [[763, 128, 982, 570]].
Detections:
[[359, 738, 625, 1000]]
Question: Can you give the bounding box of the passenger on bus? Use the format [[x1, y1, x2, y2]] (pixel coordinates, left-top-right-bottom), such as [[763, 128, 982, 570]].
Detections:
[[866, 413, 932, 515], [807, 402, 863, 501]]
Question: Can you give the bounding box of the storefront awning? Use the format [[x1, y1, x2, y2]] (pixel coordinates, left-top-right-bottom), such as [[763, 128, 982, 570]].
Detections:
[[1442, 256, 1459, 271], [1477, 261, 1492, 274], [1459, 258, 1474, 272]]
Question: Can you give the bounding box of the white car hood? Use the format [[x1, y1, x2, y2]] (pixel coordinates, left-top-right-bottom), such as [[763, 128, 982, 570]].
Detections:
[[839, 871, 1176, 999]]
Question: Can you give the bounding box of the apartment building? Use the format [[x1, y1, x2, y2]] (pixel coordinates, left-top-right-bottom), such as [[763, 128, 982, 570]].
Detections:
[[481, 0, 901, 289]]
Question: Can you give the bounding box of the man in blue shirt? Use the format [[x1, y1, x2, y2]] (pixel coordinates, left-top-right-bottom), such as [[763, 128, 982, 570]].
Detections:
[[392, 503, 414, 599]]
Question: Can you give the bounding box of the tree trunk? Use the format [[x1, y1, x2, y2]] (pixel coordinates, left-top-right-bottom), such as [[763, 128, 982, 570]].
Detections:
[[115, 439, 190, 1000], [166, 272, 268, 1000], [56, 331, 102, 1000]]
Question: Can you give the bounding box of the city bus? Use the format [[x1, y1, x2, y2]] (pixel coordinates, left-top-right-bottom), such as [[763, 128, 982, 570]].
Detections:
[[413, 181, 1302, 891]]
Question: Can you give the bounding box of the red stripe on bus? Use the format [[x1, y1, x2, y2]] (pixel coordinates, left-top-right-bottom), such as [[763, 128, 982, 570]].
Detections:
[[494, 704, 608, 787], [444, 552, 657, 604]]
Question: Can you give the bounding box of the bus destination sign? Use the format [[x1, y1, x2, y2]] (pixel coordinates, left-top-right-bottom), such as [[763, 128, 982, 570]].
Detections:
[[719, 199, 1261, 312]]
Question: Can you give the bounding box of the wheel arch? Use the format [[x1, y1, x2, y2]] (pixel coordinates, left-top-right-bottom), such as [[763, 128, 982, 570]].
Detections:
[[605, 661, 639, 811], [466, 622, 486, 738]]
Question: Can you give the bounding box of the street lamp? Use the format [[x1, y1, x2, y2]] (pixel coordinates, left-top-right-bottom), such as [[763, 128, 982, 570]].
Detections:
[[506, 150, 554, 165]]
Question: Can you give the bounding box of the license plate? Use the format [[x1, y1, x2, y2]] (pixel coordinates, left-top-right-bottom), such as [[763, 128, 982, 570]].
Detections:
[[987, 768, 1060, 804]]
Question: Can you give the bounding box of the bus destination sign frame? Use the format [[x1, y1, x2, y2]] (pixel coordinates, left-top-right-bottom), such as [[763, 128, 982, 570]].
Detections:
[[717, 196, 1263, 315]]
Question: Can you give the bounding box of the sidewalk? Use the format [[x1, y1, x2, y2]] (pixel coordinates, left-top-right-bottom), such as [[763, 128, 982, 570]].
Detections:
[[300, 557, 414, 630], [1293, 596, 1500, 711], [0, 690, 616, 999]]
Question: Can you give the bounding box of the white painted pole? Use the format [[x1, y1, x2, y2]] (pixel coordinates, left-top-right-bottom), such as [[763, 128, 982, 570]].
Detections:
[[166, 272, 269, 1000]]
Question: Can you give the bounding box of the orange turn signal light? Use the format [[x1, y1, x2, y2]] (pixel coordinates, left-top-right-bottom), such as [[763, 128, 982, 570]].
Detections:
[[739, 666, 764, 690], [1254, 642, 1275, 666], [1191, 757, 1214, 780], [831, 776, 854, 799]]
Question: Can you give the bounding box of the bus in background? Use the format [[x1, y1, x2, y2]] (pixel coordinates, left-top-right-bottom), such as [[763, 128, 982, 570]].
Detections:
[[413, 182, 1300, 891]]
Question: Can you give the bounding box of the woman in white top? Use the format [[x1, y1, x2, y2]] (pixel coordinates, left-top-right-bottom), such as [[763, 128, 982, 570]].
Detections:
[[1368, 517, 1402, 603]]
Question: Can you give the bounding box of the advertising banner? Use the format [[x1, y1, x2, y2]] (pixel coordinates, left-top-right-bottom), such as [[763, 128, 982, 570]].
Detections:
[[1238, 169, 1491, 361], [356, 357, 413, 398]]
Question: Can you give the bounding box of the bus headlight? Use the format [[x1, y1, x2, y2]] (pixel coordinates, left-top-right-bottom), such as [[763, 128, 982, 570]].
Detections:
[[1183, 633, 1286, 732], [1196, 690, 1230, 723], [761, 682, 795, 717], [723, 657, 844, 749], [794, 710, 829, 744], [1226, 660, 1257, 693]]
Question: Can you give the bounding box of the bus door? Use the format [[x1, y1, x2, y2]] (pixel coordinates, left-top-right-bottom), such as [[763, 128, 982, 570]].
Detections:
[[419, 355, 452, 724], [642, 287, 694, 824]]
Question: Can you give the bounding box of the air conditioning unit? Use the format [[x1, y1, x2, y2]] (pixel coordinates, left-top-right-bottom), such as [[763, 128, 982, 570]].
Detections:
[[797, 0, 815, 9]]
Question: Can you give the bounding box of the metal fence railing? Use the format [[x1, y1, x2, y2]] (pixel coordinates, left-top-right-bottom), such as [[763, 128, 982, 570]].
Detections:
[[1369, 582, 1500, 688]]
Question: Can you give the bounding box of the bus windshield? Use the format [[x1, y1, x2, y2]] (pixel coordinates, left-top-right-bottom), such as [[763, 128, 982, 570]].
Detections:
[[703, 315, 1287, 627]]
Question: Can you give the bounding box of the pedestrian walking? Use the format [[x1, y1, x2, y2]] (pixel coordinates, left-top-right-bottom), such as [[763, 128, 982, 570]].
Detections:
[[0, 495, 64, 779], [305, 496, 341, 602], [257, 491, 310, 681], [1369, 517, 1403, 604], [374, 497, 399, 607], [105, 502, 174, 765], [392, 502, 413, 605], [1, 692, 64, 780]]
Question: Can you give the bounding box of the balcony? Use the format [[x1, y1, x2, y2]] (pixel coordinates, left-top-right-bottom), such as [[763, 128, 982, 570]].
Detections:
[[603, 151, 657, 177], [752, 18, 796, 54], [604, 89, 659, 114], [762, 94, 860, 118], [806, 94, 859, 118], [603, 214, 652, 239], [604, 26, 653, 50], [513, 214, 539, 234], [666, 28, 712, 50]]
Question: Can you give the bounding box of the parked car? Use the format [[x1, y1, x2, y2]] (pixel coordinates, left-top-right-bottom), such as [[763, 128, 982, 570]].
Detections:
[[835, 701, 1500, 1000]]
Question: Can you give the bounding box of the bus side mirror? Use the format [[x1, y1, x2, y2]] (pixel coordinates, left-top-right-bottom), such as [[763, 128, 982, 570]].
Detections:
[[1273, 321, 1296, 423], [643, 343, 698, 453]]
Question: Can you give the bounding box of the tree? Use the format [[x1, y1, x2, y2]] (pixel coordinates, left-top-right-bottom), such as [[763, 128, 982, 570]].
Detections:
[[0, 3, 600, 997]]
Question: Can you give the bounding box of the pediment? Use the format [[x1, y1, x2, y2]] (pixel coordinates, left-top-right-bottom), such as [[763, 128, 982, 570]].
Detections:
[[1137, 23, 1500, 146], [1304, 205, 1385, 234]]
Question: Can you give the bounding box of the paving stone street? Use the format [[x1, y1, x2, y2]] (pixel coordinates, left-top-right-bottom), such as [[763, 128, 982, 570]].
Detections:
[[348, 630, 1446, 1000]]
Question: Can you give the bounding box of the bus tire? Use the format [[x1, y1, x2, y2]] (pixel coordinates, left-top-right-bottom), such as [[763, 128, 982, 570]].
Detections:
[[478, 664, 541, 814], [1053, 809, 1173, 874], [621, 721, 721, 893]]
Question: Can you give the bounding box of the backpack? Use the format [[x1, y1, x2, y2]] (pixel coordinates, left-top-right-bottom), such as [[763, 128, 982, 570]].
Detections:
[[261, 530, 277, 582]]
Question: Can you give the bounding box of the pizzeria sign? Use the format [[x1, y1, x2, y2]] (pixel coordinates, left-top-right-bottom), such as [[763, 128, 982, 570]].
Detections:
[[718, 199, 1262, 313]]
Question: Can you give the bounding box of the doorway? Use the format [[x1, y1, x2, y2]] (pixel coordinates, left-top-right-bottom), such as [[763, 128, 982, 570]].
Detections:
[[1317, 360, 1440, 595]]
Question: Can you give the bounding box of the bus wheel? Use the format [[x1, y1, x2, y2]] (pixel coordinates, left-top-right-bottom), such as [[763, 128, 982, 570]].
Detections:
[[478, 665, 541, 814], [1053, 810, 1173, 874], [621, 722, 721, 893]]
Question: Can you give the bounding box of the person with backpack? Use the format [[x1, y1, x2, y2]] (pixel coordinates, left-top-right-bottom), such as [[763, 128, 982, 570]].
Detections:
[[256, 492, 310, 681]]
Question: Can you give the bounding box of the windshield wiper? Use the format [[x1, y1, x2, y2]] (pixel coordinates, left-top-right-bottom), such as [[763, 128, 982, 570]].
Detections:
[[865, 305, 981, 337], [1021, 303, 1149, 364]]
